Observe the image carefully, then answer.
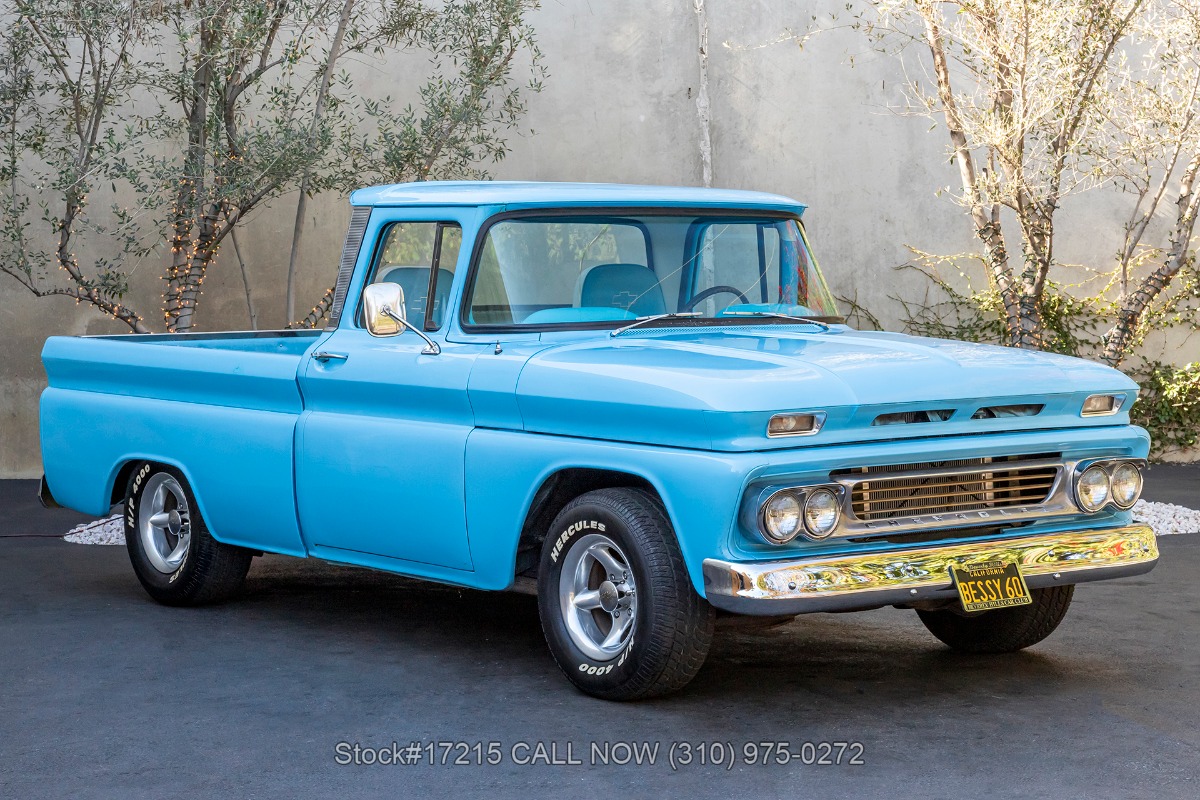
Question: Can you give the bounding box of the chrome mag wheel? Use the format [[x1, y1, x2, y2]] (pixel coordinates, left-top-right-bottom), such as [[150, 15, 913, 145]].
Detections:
[[137, 472, 192, 573], [558, 533, 638, 661]]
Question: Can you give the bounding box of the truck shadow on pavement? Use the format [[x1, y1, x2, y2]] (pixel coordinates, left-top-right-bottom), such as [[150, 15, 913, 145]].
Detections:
[[216, 554, 1112, 708]]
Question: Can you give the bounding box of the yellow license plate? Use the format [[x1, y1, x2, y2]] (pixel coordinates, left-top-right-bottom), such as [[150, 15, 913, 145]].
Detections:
[[950, 560, 1032, 612]]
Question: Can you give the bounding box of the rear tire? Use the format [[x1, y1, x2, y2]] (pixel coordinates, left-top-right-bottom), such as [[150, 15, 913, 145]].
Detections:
[[537, 488, 715, 700], [124, 463, 252, 606], [916, 584, 1075, 654]]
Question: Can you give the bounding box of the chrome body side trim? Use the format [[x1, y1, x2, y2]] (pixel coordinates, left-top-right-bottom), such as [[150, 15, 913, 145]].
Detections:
[[703, 525, 1159, 615], [79, 328, 323, 340]]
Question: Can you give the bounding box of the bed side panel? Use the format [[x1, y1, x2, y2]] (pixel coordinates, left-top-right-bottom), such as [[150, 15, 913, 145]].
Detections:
[[39, 335, 311, 556]]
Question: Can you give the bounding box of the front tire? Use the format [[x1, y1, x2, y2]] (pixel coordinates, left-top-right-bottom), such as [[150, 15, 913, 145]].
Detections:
[[124, 463, 252, 606], [537, 488, 715, 700], [916, 584, 1075, 654]]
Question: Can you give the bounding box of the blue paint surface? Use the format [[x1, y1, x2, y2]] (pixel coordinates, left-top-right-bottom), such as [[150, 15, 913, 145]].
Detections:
[[40, 183, 1149, 598], [351, 181, 808, 215]]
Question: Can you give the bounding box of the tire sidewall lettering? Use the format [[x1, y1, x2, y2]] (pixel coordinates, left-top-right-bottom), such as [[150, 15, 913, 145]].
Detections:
[[131, 463, 151, 494], [548, 519, 606, 564], [126, 463, 153, 531], [540, 490, 711, 699], [578, 663, 614, 675], [574, 634, 633, 674]]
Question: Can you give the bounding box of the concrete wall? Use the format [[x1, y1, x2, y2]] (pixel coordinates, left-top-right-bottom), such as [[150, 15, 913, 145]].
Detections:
[[0, 0, 1192, 475]]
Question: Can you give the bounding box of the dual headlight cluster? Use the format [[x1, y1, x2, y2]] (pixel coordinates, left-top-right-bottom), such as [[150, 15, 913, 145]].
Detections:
[[761, 486, 842, 543], [1074, 460, 1144, 512], [757, 458, 1144, 547]]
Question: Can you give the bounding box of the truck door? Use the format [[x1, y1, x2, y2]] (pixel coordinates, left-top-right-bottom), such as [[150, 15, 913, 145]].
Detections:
[[295, 213, 483, 571]]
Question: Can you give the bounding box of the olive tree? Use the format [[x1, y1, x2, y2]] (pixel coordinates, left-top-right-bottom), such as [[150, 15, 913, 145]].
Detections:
[[291, 0, 544, 327], [1, 0, 542, 333], [860, 0, 1200, 362], [1, 1, 153, 331], [1102, 0, 1200, 363]]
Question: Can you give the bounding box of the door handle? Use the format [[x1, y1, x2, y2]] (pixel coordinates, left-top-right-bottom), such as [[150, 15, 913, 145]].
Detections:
[[311, 351, 349, 362]]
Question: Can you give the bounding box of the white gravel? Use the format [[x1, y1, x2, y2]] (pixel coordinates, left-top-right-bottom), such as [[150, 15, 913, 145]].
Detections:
[[63, 514, 124, 545], [60, 501, 1199, 546], [1133, 500, 1200, 536]]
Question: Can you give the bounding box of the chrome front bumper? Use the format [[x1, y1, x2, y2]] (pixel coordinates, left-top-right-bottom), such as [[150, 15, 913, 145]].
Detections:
[[702, 525, 1159, 615]]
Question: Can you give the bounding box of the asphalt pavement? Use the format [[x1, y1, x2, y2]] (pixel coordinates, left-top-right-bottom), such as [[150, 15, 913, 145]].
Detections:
[[0, 479, 92, 537], [1141, 463, 1199, 507], [1, 483, 1198, 798]]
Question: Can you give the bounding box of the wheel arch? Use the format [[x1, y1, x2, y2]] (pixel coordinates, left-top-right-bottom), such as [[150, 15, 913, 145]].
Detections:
[[513, 468, 664, 582], [109, 459, 143, 506], [106, 456, 215, 533], [466, 429, 744, 594], [110, 455, 188, 502]]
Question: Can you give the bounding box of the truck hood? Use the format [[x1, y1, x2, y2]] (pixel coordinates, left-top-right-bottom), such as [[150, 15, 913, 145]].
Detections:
[[511, 327, 1138, 451]]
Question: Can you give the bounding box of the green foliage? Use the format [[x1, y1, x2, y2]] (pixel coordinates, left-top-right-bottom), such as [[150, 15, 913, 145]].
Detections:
[[0, 0, 544, 331], [1130, 360, 1200, 454], [345, 0, 545, 183], [893, 262, 1110, 358]]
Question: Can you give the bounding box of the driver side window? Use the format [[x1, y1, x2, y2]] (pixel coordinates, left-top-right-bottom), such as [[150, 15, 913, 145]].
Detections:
[[692, 222, 780, 311], [364, 222, 462, 330]]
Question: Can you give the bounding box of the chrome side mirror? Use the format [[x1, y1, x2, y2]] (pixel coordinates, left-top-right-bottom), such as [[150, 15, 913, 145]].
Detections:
[[362, 282, 440, 355], [364, 282, 405, 337]]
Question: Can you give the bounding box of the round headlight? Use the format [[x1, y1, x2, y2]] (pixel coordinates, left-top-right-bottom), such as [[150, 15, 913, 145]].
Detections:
[[763, 492, 802, 543], [1109, 462, 1143, 509], [1076, 465, 1111, 512], [802, 488, 841, 539]]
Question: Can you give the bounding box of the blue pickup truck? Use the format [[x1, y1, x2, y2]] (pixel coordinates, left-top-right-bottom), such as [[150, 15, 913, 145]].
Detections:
[[40, 182, 1158, 699]]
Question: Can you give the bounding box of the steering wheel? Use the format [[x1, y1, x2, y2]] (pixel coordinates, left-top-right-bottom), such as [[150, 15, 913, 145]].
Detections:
[[681, 285, 752, 313]]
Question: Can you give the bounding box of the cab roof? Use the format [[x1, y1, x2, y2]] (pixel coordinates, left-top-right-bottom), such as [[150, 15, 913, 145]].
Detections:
[[349, 181, 807, 214]]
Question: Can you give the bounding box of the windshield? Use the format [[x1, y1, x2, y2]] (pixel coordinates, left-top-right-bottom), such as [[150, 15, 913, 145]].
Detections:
[[464, 213, 840, 328]]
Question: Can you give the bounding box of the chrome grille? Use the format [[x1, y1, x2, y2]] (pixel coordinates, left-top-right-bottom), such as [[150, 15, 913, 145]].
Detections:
[[835, 456, 1060, 522]]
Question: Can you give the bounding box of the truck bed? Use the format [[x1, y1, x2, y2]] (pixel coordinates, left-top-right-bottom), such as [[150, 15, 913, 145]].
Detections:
[[40, 330, 322, 557]]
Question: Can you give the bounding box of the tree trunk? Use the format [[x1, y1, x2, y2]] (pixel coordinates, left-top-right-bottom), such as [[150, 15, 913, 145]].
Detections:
[[286, 0, 356, 322], [1014, 293, 1043, 349], [51, 188, 151, 333], [165, 14, 215, 332], [173, 199, 223, 332], [918, 3, 1023, 344], [231, 226, 257, 330], [288, 285, 336, 329], [1103, 151, 1200, 365]]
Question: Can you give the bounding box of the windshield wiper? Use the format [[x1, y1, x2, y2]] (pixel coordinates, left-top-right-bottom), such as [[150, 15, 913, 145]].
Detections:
[[610, 312, 703, 337], [719, 310, 832, 331]]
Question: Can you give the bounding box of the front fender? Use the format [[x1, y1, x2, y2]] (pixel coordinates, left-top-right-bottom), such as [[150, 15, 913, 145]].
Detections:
[[464, 429, 747, 594]]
